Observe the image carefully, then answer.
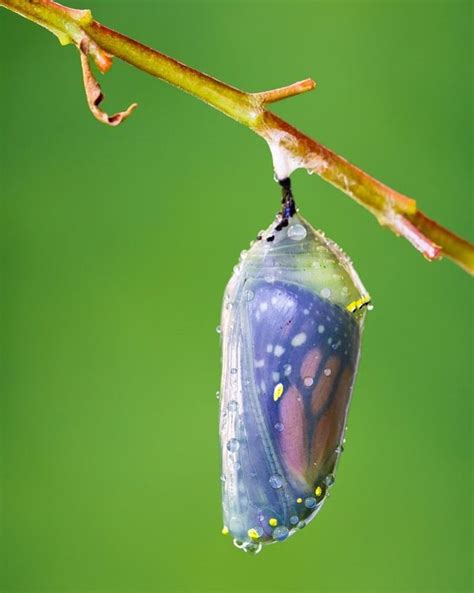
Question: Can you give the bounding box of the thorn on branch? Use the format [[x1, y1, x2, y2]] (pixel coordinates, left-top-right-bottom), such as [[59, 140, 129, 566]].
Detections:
[[79, 40, 138, 126], [254, 78, 316, 105]]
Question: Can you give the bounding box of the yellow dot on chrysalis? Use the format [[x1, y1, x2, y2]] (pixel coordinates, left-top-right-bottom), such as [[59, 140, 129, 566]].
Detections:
[[268, 518, 278, 527], [273, 382, 284, 402], [315, 486, 323, 497], [248, 528, 260, 539], [222, 526, 229, 535], [346, 295, 371, 313], [297, 497, 303, 503]]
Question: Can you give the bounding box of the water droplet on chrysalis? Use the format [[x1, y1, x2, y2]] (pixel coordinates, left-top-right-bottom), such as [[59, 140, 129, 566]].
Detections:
[[287, 224, 307, 241], [269, 474, 283, 489], [227, 438, 240, 452]]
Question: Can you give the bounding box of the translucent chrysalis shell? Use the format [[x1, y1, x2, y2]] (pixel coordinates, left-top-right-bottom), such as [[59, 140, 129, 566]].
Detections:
[[219, 205, 369, 553]]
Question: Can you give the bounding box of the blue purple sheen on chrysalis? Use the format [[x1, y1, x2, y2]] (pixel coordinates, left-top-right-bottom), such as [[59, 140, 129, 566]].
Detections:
[[218, 199, 370, 554]]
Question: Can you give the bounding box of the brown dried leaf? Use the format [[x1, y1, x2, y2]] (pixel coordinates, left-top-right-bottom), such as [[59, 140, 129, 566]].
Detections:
[[79, 44, 137, 126]]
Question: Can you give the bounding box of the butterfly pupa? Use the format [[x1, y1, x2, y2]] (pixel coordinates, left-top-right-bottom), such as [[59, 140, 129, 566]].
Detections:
[[218, 179, 370, 553]]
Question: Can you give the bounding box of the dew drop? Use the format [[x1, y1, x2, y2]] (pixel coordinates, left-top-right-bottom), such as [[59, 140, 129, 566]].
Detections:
[[245, 541, 263, 554], [274, 422, 284, 432], [325, 474, 335, 486], [289, 515, 299, 525], [227, 438, 240, 453], [269, 474, 283, 489], [216, 390, 220, 400], [288, 224, 307, 241], [318, 324, 325, 334], [323, 368, 332, 377], [367, 303, 374, 311], [321, 287, 331, 299], [283, 364, 292, 376], [272, 525, 289, 541], [245, 289, 255, 301], [230, 368, 238, 374], [304, 497, 317, 509], [227, 400, 238, 412], [216, 325, 221, 334], [303, 376, 314, 387], [220, 474, 226, 482]]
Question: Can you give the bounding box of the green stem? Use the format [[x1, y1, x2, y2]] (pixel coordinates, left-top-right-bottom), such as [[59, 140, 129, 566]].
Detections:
[[1, 0, 473, 274]]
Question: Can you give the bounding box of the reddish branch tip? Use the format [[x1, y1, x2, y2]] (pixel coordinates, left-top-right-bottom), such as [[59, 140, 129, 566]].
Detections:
[[391, 215, 442, 261], [255, 78, 316, 105]]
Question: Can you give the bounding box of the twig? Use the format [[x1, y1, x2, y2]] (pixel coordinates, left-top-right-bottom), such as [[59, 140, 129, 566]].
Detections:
[[254, 79, 316, 104], [1, 0, 473, 274]]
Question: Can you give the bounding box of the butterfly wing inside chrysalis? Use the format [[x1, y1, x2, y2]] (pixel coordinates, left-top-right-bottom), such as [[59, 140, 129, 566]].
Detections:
[[219, 210, 369, 553]]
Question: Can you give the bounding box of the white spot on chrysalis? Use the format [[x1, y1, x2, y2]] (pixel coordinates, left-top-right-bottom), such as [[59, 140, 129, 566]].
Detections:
[[291, 333, 307, 347], [266, 344, 273, 353], [274, 345, 285, 357]]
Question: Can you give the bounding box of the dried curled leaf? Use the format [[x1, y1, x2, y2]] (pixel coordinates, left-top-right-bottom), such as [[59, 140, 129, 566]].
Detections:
[[79, 41, 137, 126]]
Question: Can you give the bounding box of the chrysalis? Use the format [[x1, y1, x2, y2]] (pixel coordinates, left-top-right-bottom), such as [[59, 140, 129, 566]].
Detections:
[[219, 179, 370, 553]]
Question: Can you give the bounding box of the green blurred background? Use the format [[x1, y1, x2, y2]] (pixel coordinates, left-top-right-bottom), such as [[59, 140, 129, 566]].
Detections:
[[1, 1, 472, 592]]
